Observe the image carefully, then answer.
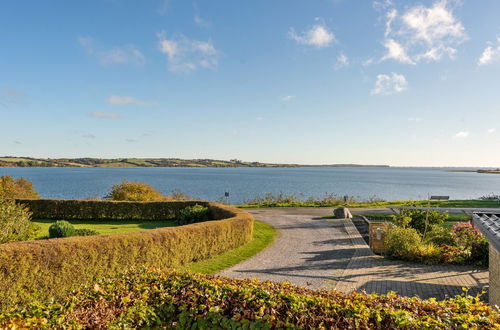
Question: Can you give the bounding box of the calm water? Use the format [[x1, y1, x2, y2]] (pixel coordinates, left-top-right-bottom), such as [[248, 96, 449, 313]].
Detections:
[[0, 167, 499, 204]]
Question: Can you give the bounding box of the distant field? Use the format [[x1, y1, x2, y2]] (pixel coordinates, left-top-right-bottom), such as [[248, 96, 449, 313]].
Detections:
[[32, 219, 177, 239]]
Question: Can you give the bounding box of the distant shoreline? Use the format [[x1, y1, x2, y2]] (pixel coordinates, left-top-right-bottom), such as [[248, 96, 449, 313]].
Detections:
[[448, 169, 500, 174], [0, 157, 390, 169]]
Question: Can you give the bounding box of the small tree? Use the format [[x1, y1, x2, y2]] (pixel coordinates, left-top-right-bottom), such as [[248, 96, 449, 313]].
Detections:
[[105, 180, 165, 201], [0, 199, 38, 244], [0, 176, 39, 200]]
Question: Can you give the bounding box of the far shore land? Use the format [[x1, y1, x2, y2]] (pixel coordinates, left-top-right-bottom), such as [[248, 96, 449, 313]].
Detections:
[[0, 156, 389, 168]]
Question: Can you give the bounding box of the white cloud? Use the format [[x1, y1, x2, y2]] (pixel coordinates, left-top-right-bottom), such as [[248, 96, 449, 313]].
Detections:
[[335, 52, 349, 69], [371, 73, 408, 95], [280, 95, 296, 102], [408, 117, 423, 122], [88, 112, 122, 119], [382, 39, 415, 64], [380, 0, 466, 64], [478, 37, 500, 65], [157, 32, 219, 73], [256, 116, 264, 121], [78, 37, 145, 66], [288, 24, 335, 48], [453, 131, 469, 139], [488, 128, 496, 134], [107, 95, 150, 106]]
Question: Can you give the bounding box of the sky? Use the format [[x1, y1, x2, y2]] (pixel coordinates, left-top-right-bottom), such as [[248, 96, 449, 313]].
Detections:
[[1, 0, 500, 167]]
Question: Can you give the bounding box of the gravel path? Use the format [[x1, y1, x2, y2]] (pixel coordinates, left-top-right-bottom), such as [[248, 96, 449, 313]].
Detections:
[[219, 208, 351, 289], [219, 208, 489, 299]]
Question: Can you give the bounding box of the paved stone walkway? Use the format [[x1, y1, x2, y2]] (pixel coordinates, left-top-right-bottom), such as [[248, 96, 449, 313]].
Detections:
[[220, 208, 489, 300]]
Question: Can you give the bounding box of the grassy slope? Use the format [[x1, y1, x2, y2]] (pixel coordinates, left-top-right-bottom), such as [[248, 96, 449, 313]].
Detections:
[[182, 220, 276, 274], [32, 219, 177, 238]]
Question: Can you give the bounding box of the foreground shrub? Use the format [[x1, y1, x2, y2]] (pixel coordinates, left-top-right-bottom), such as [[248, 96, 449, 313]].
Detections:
[[48, 220, 76, 238], [0, 202, 253, 311], [105, 180, 165, 201], [178, 204, 209, 225], [0, 200, 38, 244], [0, 175, 39, 200], [0, 268, 497, 329]]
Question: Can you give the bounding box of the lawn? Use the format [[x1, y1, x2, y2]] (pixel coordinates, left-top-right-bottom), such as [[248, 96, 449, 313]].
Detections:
[[182, 220, 276, 274], [355, 212, 471, 229], [238, 199, 500, 209], [32, 219, 178, 238]]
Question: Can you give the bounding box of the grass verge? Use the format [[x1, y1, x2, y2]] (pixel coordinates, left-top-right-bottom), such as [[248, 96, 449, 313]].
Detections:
[[32, 219, 178, 238], [182, 220, 276, 274], [238, 199, 500, 209]]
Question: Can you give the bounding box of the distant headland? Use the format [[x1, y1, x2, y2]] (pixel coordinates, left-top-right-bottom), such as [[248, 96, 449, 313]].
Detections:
[[0, 157, 390, 168]]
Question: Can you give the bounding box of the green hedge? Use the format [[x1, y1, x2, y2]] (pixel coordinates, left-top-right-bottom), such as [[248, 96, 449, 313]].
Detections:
[[1, 268, 497, 329], [0, 201, 253, 311], [15, 198, 208, 221]]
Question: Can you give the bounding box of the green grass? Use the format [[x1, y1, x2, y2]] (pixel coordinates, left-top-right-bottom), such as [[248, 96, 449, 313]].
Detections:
[[355, 212, 471, 229], [32, 219, 178, 239], [238, 199, 500, 209], [182, 220, 276, 274]]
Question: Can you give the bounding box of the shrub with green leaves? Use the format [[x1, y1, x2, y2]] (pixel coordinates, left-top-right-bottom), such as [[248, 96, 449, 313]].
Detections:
[[395, 209, 448, 233], [0, 175, 39, 200], [0, 199, 38, 244], [48, 220, 76, 238], [383, 225, 422, 261], [74, 228, 99, 236], [178, 204, 209, 225], [0, 268, 497, 329], [105, 180, 165, 201]]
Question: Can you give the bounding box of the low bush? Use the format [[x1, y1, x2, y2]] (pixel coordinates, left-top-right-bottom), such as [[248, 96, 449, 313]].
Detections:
[[178, 204, 209, 225], [0, 175, 39, 200], [0, 268, 497, 329], [74, 228, 100, 236], [0, 199, 38, 244], [384, 221, 489, 266], [0, 202, 253, 311], [395, 209, 448, 233], [105, 180, 165, 201], [48, 220, 76, 238]]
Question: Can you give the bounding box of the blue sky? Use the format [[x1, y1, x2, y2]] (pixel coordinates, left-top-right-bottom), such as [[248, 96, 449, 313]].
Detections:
[[1, 0, 500, 166]]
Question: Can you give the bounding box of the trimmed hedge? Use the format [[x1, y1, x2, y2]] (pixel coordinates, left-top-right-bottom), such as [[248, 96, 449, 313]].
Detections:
[[14, 198, 208, 221], [0, 201, 253, 311], [1, 268, 498, 329]]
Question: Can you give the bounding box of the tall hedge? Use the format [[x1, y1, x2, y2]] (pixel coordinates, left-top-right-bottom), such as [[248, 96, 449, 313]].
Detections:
[[15, 199, 207, 220], [0, 201, 253, 311]]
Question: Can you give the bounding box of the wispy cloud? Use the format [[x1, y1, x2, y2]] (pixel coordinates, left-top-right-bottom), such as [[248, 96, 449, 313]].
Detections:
[[478, 37, 500, 65], [453, 131, 469, 139], [82, 133, 96, 139], [380, 0, 466, 64], [1, 88, 25, 107], [408, 117, 423, 123], [487, 128, 496, 134], [107, 95, 151, 106], [125, 138, 138, 143], [157, 0, 170, 15], [157, 32, 219, 73], [13, 140, 22, 145], [256, 116, 264, 121], [335, 52, 349, 69], [289, 23, 335, 48], [280, 95, 296, 102], [371, 73, 408, 95], [78, 37, 145, 66], [88, 112, 122, 119]]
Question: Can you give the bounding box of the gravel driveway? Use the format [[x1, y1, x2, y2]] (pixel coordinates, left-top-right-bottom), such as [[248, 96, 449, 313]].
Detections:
[[219, 208, 489, 299]]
